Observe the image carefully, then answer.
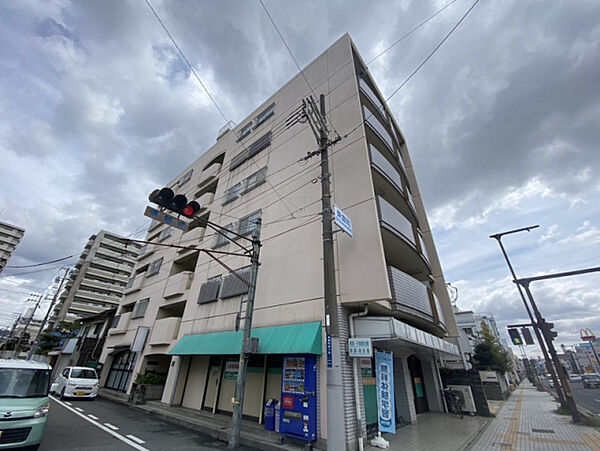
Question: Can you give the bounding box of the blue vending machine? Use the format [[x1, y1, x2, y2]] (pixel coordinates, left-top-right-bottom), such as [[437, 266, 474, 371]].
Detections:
[[279, 354, 317, 442]]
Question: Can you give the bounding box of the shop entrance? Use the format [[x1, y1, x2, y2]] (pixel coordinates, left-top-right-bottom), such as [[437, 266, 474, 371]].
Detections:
[[407, 355, 428, 413]]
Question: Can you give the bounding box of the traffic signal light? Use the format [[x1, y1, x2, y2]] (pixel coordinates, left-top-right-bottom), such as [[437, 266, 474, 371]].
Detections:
[[521, 327, 534, 345], [541, 322, 558, 339], [508, 328, 523, 346], [149, 187, 201, 218]]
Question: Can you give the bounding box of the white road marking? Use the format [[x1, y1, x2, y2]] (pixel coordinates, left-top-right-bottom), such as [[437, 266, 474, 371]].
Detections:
[[65, 401, 72, 406], [104, 423, 119, 431], [126, 435, 146, 445], [595, 399, 600, 402], [88, 414, 99, 420], [75, 407, 84, 412], [49, 396, 148, 451]]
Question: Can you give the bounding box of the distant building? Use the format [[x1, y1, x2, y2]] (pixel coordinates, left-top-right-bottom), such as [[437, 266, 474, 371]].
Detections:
[[0, 220, 25, 275], [575, 341, 600, 373], [51, 230, 141, 324]]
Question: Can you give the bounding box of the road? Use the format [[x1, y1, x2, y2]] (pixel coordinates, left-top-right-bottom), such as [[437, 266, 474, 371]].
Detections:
[[40, 396, 256, 450], [543, 379, 600, 415]]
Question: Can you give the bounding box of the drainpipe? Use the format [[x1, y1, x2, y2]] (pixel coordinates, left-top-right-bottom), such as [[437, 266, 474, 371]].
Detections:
[[350, 306, 369, 451]]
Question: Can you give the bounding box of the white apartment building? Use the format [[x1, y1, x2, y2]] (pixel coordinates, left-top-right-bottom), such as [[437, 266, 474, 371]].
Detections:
[[0, 220, 25, 275], [52, 230, 141, 323], [100, 34, 460, 449]]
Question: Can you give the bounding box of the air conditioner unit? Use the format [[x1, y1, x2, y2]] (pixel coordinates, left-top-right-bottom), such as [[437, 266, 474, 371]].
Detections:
[[447, 384, 477, 414]]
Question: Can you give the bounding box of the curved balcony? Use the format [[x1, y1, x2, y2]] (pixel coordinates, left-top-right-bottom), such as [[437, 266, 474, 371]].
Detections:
[[359, 77, 387, 122], [363, 105, 395, 155], [377, 196, 430, 279], [387, 266, 444, 336]]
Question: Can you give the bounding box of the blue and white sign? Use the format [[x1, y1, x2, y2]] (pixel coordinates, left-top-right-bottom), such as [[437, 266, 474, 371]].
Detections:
[[334, 205, 353, 237], [326, 334, 332, 368], [375, 350, 396, 433]]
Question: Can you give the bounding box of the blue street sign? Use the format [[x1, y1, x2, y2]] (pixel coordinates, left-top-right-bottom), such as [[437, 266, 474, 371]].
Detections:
[[334, 205, 353, 237], [326, 334, 332, 368], [144, 206, 188, 231], [375, 350, 396, 433]]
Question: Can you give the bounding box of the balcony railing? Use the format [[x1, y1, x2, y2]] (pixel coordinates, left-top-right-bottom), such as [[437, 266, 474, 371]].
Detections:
[[148, 317, 181, 345], [359, 78, 387, 120], [124, 274, 143, 294], [388, 266, 433, 320], [199, 163, 222, 187], [363, 105, 394, 152], [418, 234, 430, 264], [433, 292, 446, 327], [377, 196, 415, 246], [164, 271, 194, 299], [108, 312, 131, 335], [196, 192, 215, 210], [370, 144, 405, 196]]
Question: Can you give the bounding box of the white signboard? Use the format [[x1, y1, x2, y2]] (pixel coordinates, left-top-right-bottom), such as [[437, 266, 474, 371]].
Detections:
[[334, 205, 353, 237], [348, 338, 372, 357]]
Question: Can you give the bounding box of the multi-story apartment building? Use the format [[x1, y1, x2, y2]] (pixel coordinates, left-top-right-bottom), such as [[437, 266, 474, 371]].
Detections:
[[0, 220, 25, 275], [100, 34, 460, 448], [51, 230, 141, 323]]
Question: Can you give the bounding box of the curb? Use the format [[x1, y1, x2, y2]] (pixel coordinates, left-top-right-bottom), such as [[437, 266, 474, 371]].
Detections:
[[462, 416, 493, 451], [97, 392, 300, 451]]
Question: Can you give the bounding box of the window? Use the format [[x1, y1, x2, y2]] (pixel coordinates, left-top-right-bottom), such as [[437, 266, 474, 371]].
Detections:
[[159, 227, 174, 242], [147, 258, 163, 277], [255, 104, 274, 128], [132, 298, 149, 319], [238, 122, 252, 140], [247, 131, 271, 157], [138, 244, 147, 255], [178, 169, 193, 186], [220, 267, 251, 299], [214, 223, 235, 248], [198, 276, 222, 304], [125, 276, 135, 289], [242, 167, 267, 194], [238, 211, 262, 236], [93, 323, 103, 335], [111, 315, 121, 329], [223, 183, 241, 205]]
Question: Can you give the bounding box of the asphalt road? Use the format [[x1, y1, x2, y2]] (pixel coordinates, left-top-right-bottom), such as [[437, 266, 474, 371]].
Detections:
[[543, 379, 600, 415], [39, 396, 255, 450]]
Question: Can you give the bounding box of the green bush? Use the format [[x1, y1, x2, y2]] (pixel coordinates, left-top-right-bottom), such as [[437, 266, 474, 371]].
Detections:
[[135, 372, 167, 385]]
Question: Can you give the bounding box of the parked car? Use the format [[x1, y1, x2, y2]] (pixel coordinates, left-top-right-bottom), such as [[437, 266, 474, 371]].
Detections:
[[51, 366, 99, 400], [569, 374, 582, 383], [0, 359, 52, 450], [581, 373, 600, 389]]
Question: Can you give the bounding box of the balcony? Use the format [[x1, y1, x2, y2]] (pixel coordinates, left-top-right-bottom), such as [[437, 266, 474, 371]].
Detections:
[[359, 78, 387, 121], [75, 290, 121, 305], [363, 105, 395, 153], [148, 317, 181, 346], [124, 274, 143, 294], [433, 292, 446, 329], [164, 271, 194, 299], [198, 163, 222, 188], [179, 226, 205, 252], [137, 244, 156, 261], [108, 312, 131, 335], [96, 246, 137, 264], [196, 192, 215, 211], [378, 196, 430, 278], [87, 267, 129, 283]]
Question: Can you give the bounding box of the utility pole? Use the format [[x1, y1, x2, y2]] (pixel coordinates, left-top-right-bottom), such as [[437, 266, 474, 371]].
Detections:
[[490, 226, 566, 407], [14, 292, 45, 358], [28, 267, 71, 359], [302, 94, 346, 450], [228, 218, 261, 449]]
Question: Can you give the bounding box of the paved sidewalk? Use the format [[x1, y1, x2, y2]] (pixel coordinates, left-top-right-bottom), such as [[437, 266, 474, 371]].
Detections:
[[470, 382, 600, 450]]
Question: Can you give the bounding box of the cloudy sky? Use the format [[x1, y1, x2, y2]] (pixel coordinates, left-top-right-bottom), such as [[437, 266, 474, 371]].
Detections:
[[0, 0, 598, 355]]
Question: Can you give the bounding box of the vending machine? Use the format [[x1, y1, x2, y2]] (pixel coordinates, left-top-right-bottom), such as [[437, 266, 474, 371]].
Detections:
[[279, 354, 317, 441]]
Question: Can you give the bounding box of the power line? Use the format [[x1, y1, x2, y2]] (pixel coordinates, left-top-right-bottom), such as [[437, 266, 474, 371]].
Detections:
[[143, 0, 230, 124], [5, 255, 75, 269], [367, 0, 460, 65]]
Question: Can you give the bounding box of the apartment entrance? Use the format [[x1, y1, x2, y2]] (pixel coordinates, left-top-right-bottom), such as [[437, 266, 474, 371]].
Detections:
[[105, 350, 135, 392], [407, 354, 428, 413]]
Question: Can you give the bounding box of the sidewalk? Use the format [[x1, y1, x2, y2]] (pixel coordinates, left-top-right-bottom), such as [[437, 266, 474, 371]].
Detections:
[[469, 382, 600, 450]]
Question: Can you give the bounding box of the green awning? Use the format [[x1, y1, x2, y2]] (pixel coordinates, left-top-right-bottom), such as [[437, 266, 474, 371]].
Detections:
[[169, 321, 322, 356]]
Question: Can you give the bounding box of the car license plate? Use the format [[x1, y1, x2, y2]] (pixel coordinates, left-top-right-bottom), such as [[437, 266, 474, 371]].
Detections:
[[75, 391, 86, 396]]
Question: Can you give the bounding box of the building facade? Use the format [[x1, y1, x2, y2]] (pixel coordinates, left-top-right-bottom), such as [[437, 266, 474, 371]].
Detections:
[[100, 34, 460, 449], [0, 220, 25, 275], [51, 230, 141, 324]]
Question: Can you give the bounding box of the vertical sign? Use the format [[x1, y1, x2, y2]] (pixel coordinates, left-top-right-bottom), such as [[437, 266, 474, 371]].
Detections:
[[375, 350, 396, 434], [326, 334, 332, 368]]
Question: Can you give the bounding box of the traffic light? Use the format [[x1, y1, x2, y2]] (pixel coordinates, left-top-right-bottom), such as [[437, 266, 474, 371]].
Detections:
[[521, 327, 534, 345], [508, 328, 523, 346], [149, 187, 201, 217], [541, 322, 558, 339]]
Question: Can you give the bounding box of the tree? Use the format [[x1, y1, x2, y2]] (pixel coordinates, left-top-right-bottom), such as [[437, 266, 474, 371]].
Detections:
[[473, 323, 514, 373], [37, 321, 80, 354]]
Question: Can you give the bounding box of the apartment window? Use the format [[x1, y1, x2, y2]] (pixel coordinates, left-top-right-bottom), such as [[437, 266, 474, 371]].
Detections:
[[220, 267, 251, 299], [93, 323, 103, 335], [242, 167, 267, 194], [198, 276, 221, 304], [159, 227, 174, 242], [147, 257, 163, 277], [247, 131, 271, 157], [132, 298, 149, 319], [223, 183, 241, 206], [178, 169, 193, 186], [238, 122, 252, 140], [238, 211, 262, 236], [125, 276, 135, 289], [138, 244, 147, 255], [214, 223, 235, 248], [111, 315, 120, 329], [255, 104, 275, 128]]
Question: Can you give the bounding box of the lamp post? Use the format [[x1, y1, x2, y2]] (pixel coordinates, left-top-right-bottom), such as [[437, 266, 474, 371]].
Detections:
[[490, 226, 566, 407]]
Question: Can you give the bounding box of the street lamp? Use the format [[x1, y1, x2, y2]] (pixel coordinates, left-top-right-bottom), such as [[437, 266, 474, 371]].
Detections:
[[489, 225, 566, 407]]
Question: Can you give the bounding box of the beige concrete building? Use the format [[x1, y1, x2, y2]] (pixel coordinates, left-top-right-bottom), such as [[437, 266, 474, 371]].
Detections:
[[100, 34, 461, 449], [0, 220, 25, 275], [52, 230, 141, 323]]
